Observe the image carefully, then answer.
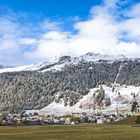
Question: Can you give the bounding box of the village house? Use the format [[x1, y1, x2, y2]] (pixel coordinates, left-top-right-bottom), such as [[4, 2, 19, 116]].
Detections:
[[134, 105, 140, 116]]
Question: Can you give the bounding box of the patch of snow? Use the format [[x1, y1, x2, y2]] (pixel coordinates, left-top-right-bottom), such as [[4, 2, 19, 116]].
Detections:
[[25, 110, 40, 115], [114, 62, 124, 84], [42, 63, 67, 72], [40, 102, 83, 116]]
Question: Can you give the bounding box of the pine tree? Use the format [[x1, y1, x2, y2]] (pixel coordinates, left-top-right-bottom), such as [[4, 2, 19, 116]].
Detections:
[[131, 101, 138, 113]]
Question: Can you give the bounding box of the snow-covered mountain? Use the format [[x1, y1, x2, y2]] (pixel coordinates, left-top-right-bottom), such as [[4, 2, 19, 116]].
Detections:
[[1, 52, 140, 114], [0, 52, 128, 73]]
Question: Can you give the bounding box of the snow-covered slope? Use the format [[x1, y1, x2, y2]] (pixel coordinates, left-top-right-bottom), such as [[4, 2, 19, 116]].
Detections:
[[40, 102, 83, 116], [0, 62, 50, 73], [75, 85, 140, 112], [38, 85, 140, 116]]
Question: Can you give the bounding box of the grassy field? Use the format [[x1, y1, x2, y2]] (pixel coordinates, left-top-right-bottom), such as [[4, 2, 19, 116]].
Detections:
[[109, 116, 137, 125], [0, 124, 140, 140]]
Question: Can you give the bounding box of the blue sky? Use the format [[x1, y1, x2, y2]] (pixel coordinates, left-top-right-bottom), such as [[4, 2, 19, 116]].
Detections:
[[0, 0, 102, 32], [0, 0, 101, 18], [0, 0, 140, 65]]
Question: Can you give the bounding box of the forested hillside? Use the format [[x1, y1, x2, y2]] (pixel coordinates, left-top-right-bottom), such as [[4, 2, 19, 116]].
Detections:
[[0, 57, 140, 113]]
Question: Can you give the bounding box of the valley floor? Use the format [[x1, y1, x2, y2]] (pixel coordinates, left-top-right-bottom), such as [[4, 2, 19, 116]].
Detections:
[[0, 124, 140, 140]]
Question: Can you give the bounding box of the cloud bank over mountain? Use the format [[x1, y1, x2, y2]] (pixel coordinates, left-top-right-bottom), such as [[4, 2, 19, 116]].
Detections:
[[0, 0, 140, 65]]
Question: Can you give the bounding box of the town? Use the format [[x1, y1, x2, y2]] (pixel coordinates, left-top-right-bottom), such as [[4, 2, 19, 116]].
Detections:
[[0, 110, 133, 126]]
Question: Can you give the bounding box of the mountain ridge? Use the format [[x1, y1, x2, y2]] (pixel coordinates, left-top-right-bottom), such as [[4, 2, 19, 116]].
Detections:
[[0, 52, 134, 73]]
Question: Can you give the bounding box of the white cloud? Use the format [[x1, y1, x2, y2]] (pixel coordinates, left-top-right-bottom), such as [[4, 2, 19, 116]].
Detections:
[[124, 3, 140, 18], [1, 0, 140, 65], [0, 15, 38, 65], [19, 38, 37, 45], [24, 0, 125, 61], [40, 20, 61, 31], [24, 31, 69, 60]]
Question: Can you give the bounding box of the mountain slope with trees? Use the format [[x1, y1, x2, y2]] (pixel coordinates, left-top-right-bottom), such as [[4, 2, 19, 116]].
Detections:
[[0, 53, 140, 113]]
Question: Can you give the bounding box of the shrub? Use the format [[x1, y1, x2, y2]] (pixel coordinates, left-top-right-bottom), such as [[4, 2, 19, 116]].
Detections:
[[136, 116, 140, 124], [69, 116, 81, 123]]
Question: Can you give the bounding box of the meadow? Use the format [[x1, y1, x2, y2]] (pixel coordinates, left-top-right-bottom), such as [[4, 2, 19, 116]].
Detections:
[[0, 124, 140, 140]]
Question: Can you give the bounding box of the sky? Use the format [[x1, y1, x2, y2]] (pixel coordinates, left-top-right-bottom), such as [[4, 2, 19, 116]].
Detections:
[[0, 0, 140, 65]]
